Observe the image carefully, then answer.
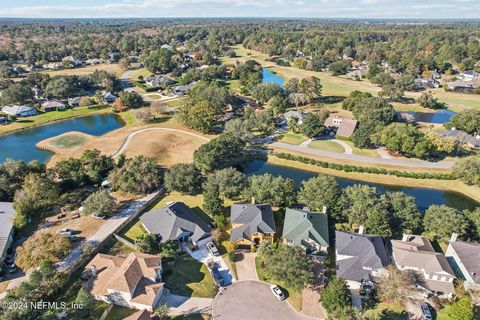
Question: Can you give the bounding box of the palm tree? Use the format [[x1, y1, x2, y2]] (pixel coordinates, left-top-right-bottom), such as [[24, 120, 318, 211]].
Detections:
[[257, 240, 272, 256]]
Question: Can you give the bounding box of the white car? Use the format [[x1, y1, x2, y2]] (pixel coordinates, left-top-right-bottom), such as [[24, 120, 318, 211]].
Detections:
[[270, 285, 285, 300], [207, 242, 219, 256]]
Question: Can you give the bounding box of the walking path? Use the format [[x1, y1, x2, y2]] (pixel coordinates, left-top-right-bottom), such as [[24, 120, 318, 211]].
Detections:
[[271, 142, 454, 169], [165, 293, 213, 316], [112, 127, 211, 158], [377, 147, 393, 159], [299, 139, 312, 147]]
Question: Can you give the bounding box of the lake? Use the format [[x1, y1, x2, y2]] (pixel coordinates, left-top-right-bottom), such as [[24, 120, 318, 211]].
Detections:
[[245, 161, 478, 212], [262, 68, 285, 87], [405, 109, 456, 124], [0, 113, 124, 163]]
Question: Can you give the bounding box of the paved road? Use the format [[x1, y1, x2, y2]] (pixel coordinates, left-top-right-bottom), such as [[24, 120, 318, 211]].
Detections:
[[112, 127, 210, 158], [271, 142, 454, 169], [212, 281, 318, 320]]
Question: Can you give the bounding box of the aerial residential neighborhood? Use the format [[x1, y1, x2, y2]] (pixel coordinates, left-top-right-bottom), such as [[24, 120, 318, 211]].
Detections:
[[0, 3, 480, 320]]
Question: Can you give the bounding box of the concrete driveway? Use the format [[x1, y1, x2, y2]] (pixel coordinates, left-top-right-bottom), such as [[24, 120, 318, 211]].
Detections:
[[186, 244, 235, 286], [235, 252, 258, 281], [212, 281, 313, 320]]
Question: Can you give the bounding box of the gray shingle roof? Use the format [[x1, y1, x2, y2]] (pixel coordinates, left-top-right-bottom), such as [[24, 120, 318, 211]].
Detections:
[[448, 240, 480, 284], [140, 202, 211, 243], [335, 231, 389, 282], [0, 202, 15, 255], [282, 208, 329, 247], [230, 204, 275, 242]]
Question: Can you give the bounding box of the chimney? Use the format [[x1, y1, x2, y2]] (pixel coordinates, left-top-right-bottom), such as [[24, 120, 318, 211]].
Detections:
[[322, 206, 327, 214], [251, 197, 256, 205], [358, 225, 364, 235], [450, 233, 458, 243], [90, 265, 97, 276]]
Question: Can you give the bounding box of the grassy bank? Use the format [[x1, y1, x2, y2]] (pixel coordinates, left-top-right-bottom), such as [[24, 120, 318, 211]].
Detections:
[[268, 155, 480, 204]]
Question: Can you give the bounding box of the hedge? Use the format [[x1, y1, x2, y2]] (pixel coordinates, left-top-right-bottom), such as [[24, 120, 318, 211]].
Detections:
[[134, 80, 162, 92], [271, 152, 455, 180]]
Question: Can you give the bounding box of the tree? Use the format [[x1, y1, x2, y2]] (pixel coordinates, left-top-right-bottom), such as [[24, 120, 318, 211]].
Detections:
[[298, 175, 341, 218], [206, 167, 247, 199], [454, 156, 480, 186], [193, 133, 246, 172], [142, 48, 175, 74], [109, 155, 162, 194], [245, 174, 297, 207], [320, 277, 351, 315], [82, 190, 116, 217], [179, 100, 219, 133], [164, 163, 202, 194], [0, 159, 45, 201], [135, 234, 160, 254], [13, 173, 60, 228], [119, 56, 131, 70], [120, 91, 145, 108], [15, 232, 70, 271], [328, 61, 350, 75], [160, 240, 179, 259], [382, 192, 422, 234], [0, 82, 34, 105], [364, 207, 392, 237], [72, 287, 96, 318], [79, 149, 114, 185], [251, 83, 283, 104], [260, 245, 314, 290], [447, 296, 474, 320], [134, 108, 151, 122], [424, 205, 469, 240], [417, 91, 440, 109], [376, 266, 417, 304], [203, 184, 224, 216], [300, 112, 328, 138], [299, 76, 322, 102], [269, 94, 289, 115], [154, 305, 171, 320], [224, 118, 253, 142], [377, 123, 434, 158], [449, 109, 480, 134], [341, 184, 380, 225]]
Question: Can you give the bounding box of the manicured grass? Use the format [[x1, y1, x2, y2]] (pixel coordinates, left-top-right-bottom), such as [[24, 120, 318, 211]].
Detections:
[[279, 132, 308, 145], [267, 155, 480, 203], [121, 220, 147, 243], [165, 97, 186, 109], [164, 255, 218, 298], [43, 63, 124, 77], [129, 67, 153, 81], [226, 79, 241, 93], [49, 134, 87, 149], [104, 305, 138, 320], [0, 106, 113, 135], [255, 256, 303, 311], [363, 302, 409, 320], [342, 141, 381, 158], [308, 140, 345, 153]]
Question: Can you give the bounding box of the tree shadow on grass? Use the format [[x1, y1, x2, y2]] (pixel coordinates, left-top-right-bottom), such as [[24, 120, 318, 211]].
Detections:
[[164, 255, 208, 298]]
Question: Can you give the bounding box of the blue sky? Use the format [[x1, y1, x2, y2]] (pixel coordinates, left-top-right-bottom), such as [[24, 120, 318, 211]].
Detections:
[[1, 0, 479, 19]]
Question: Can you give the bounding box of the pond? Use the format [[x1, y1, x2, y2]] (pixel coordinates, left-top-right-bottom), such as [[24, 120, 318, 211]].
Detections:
[[262, 68, 285, 87], [0, 113, 124, 164], [405, 109, 456, 124], [245, 161, 478, 212]]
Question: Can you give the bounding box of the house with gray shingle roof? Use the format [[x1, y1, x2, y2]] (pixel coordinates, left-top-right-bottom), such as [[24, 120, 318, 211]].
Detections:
[[140, 202, 211, 247], [1, 105, 38, 117], [391, 235, 456, 298], [282, 208, 329, 255], [335, 231, 389, 289], [230, 203, 275, 249], [445, 234, 480, 290], [0, 202, 15, 259]]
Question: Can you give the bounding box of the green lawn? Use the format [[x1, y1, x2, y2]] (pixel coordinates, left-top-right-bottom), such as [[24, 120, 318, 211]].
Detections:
[[121, 220, 147, 242], [49, 134, 87, 149], [104, 305, 138, 320], [255, 256, 302, 311], [279, 132, 308, 145], [363, 302, 409, 320], [164, 255, 218, 298], [172, 314, 208, 320], [308, 140, 345, 153]]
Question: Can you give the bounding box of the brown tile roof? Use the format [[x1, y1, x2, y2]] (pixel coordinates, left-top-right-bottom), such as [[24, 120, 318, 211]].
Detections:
[[87, 252, 162, 299]]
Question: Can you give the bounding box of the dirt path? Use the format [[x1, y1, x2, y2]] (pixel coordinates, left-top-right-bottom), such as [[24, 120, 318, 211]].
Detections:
[[112, 127, 211, 158]]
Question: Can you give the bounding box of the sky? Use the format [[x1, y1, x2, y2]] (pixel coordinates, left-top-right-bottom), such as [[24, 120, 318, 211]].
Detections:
[[0, 0, 479, 19]]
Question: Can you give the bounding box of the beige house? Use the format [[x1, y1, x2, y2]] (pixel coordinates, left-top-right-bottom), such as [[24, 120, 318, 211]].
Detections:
[[85, 252, 165, 311], [324, 116, 358, 138], [391, 235, 456, 298]]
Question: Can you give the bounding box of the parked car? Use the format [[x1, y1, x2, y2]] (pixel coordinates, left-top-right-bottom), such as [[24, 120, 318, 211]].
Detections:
[[421, 302, 432, 320], [270, 285, 285, 300], [9, 265, 17, 274], [57, 228, 75, 235], [207, 242, 219, 256], [93, 214, 108, 220]]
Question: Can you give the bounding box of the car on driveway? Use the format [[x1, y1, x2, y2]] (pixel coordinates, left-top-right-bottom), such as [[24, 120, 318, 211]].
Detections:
[[207, 242, 219, 256], [270, 285, 285, 300], [57, 228, 75, 235], [420, 302, 432, 320]]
